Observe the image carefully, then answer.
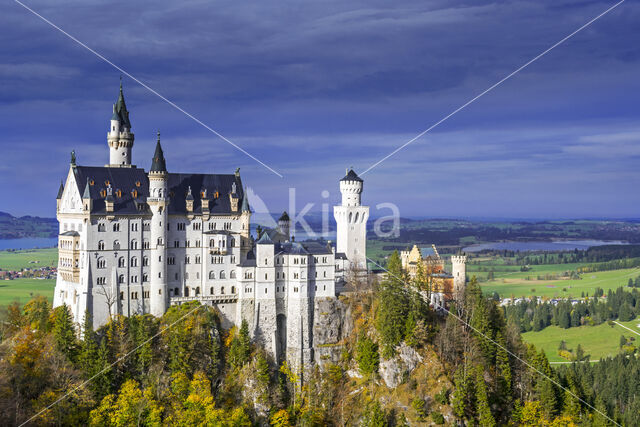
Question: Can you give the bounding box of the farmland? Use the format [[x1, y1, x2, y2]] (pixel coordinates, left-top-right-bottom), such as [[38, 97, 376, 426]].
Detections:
[[0, 278, 55, 306], [522, 319, 640, 363], [0, 248, 57, 306]]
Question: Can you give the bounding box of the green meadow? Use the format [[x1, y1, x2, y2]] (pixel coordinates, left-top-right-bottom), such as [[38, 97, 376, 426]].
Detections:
[[0, 248, 58, 271], [522, 320, 640, 363], [0, 278, 55, 306], [0, 248, 57, 307], [479, 267, 640, 299]]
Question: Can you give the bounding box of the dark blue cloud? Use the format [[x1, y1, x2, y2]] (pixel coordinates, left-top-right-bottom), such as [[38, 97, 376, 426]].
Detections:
[[0, 0, 639, 219]]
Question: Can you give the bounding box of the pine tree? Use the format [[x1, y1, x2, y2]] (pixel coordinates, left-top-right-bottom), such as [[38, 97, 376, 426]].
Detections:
[[52, 304, 78, 362], [475, 367, 495, 426], [361, 400, 387, 427], [228, 319, 251, 369], [79, 311, 99, 377], [452, 367, 473, 420], [356, 333, 379, 376], [375, 251, 409, 357]]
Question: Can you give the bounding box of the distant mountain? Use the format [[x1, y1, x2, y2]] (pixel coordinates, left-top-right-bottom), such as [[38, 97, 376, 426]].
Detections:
[[0, 211, 57, 239]]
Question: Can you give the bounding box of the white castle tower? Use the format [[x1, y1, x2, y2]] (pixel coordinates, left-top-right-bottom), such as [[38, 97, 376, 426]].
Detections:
[[451, 254, 467, 295], [334, 168, 369, 270], [107, 81, 135, 167], [148, 133, 169, 316]]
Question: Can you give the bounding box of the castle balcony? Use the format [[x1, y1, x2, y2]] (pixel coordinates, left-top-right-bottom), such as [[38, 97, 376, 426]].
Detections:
[[170, 294, 238, 305], [209, 248, 227, 255]]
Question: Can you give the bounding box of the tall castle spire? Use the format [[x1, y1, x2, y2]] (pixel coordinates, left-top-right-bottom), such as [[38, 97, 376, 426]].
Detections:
[[150, 131, 167, 173], [107, 78, 135, 167]]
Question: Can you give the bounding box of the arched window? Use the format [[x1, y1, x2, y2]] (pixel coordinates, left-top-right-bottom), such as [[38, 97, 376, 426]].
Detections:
[[118, 274, 125, 284], [131, 239, 138, 250], [348, 212, 352, 223], [221, 286, 225, 294], [220, 271, 226, 279], [231, 286, 236, 294], [118, 257, 125, 268], [97, 257, 106, 269], [230, 270, 236, 279], [98, 240, 105, 250], [195, 287, 200, 296], [113, 240, 120, 250], [98, 223, 105, 232], [209, 271, 215, 280], [113, 223, 120, 232], [354, 212, 359, 223], [143, 257, 149, 266], [230, 238, 236, 247], [210, 287, 214, 295]]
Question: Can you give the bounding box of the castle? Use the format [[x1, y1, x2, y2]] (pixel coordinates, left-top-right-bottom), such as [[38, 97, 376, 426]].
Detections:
[[53, 84, 368, 370], [400, 244, 466, 306]]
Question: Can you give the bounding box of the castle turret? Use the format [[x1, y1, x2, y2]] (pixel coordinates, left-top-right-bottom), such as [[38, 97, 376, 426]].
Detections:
[[333, 168, 369, 270], [148, 132, 168, 317], [240, 188, 251, 241], [278, 211, 290, 240], [107, 81, 135, 167], [451, 254, 467, 296]]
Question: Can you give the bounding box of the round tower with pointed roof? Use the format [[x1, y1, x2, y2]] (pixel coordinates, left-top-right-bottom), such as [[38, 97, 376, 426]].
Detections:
[[148, 132, 169, 317], [333, 168, 369, 271], [107, 80, 135, 167], [278, 211, 290, 240]]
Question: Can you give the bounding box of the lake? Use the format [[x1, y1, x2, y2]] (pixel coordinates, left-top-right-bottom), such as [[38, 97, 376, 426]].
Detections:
[[462, 240, 628, 253], [0, 237, 58, 250]]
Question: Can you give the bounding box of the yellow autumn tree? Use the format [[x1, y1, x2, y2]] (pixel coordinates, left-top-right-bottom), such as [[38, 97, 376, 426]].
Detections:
[[89, 379, 162, 426]]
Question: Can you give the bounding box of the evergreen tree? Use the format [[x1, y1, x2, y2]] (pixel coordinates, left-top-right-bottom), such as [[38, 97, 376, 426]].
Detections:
[[52, 304, 78, 362], [79, 311, 100, 387], [375, 251, 409, 357], [452, 367, 473, 420], [361, 400, 387, 427], [618, 303, 634, 322], [356, 333, 379, 376], [475, 367, 495, 427], [228, 319, 251, 369]]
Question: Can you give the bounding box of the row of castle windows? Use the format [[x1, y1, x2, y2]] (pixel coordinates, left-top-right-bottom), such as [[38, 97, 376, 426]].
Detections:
[[59, 257, 78, 268], [173, 221, 233, 231], [59, 240, 79, 250], [98, 220, 239, 234]]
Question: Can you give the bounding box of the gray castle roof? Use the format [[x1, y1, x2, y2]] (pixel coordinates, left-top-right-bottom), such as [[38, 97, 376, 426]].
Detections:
[[150, 135, 167, 173], [56, 181, 64, 199], [112, 82, 131, 128], [340, 168, 362, 182], [72, 165, 244, 216]]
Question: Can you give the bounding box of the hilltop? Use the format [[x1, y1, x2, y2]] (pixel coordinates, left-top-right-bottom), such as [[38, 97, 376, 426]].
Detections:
[[0, 211, 57, 239]]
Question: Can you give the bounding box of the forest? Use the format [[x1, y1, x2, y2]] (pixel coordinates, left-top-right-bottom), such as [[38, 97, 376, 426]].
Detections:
[[503, 286, 640, 333], [1, 251, 639, 425]]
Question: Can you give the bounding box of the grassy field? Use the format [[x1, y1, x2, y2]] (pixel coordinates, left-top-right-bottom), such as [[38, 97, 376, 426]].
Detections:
[[0, 278, 55, 306], [0, 248, 57, 307], [480, 267, 640, 299], [522, 320, 640, 363], [0, 248, 58, 271]]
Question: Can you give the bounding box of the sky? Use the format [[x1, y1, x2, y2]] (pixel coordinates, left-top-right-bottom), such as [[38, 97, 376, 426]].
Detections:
[[1, 0, 640, 219]]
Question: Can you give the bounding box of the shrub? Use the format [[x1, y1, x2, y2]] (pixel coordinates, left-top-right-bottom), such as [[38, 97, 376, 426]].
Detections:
[[431, 411, 445, 425]]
